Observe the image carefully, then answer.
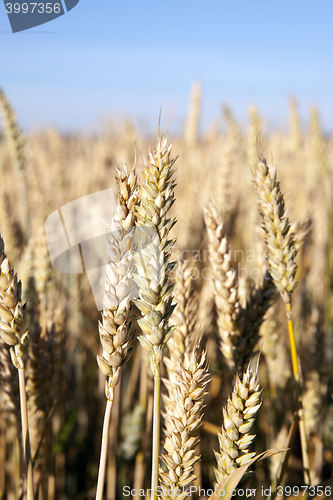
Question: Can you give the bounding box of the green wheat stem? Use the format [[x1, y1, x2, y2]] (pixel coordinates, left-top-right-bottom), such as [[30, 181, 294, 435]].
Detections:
[[286, 304, 299, 380], [285, 303, 310, 486]]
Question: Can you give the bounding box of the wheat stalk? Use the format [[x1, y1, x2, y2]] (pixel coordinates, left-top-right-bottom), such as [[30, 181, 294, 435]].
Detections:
[[254, 154, 310, 485], [133, 135, 177, 499]]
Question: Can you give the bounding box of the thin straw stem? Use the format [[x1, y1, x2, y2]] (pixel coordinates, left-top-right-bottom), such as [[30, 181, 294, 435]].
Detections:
[[95, 391, 114, 500], [107, 382, 121, 500], [16, 354, 34, 500], [285, 304, 310, 486], [151, 361, 160, 500]]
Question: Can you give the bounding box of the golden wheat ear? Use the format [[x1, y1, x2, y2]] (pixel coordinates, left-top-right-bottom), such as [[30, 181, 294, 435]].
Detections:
[[133, 135, 178, 499], [95, 162, 138, 500], [0, 88, 30, 242], [213, 358, 262, 487], [0, 234, 34, 499], [159, 348, 210, 500], [204, 200, 275, 373], [254, 155, 311, 485], [97, 163, 138, 398]]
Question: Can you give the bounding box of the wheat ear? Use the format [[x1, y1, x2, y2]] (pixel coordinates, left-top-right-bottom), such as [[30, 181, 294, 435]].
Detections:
[[248, 105, 262, 172], [26, 320, 65, 459], [95, 163, 138, 500], [184, 81, 202, 146], [203, 203, 244, 366], [214, 361, 261, 487], [204, 202, 276, 376], [133, 136, 177, 499], [159, 348, 210, 500], [0, 235, 34, 499], [243, 270, 276, 353], [289, 97, 302, 154], [0, 88, 30, 242], [163, 259, 198, 414], [254, 155, 310, 485], [121, 403, 145, 460], [165, 258, 197, 365], [204, 203, 266, 369], [0, 337, 20, 424]]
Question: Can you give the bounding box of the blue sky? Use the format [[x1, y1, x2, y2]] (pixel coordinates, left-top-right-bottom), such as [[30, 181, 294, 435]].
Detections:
[[1, 1, 333, 134]]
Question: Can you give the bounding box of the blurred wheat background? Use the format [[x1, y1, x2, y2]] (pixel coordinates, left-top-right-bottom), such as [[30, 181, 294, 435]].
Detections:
[[0, 83, 332, 500]]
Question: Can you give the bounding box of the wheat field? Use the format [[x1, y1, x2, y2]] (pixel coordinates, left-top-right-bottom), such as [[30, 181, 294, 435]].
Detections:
[[0, 85, 332, 500]]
